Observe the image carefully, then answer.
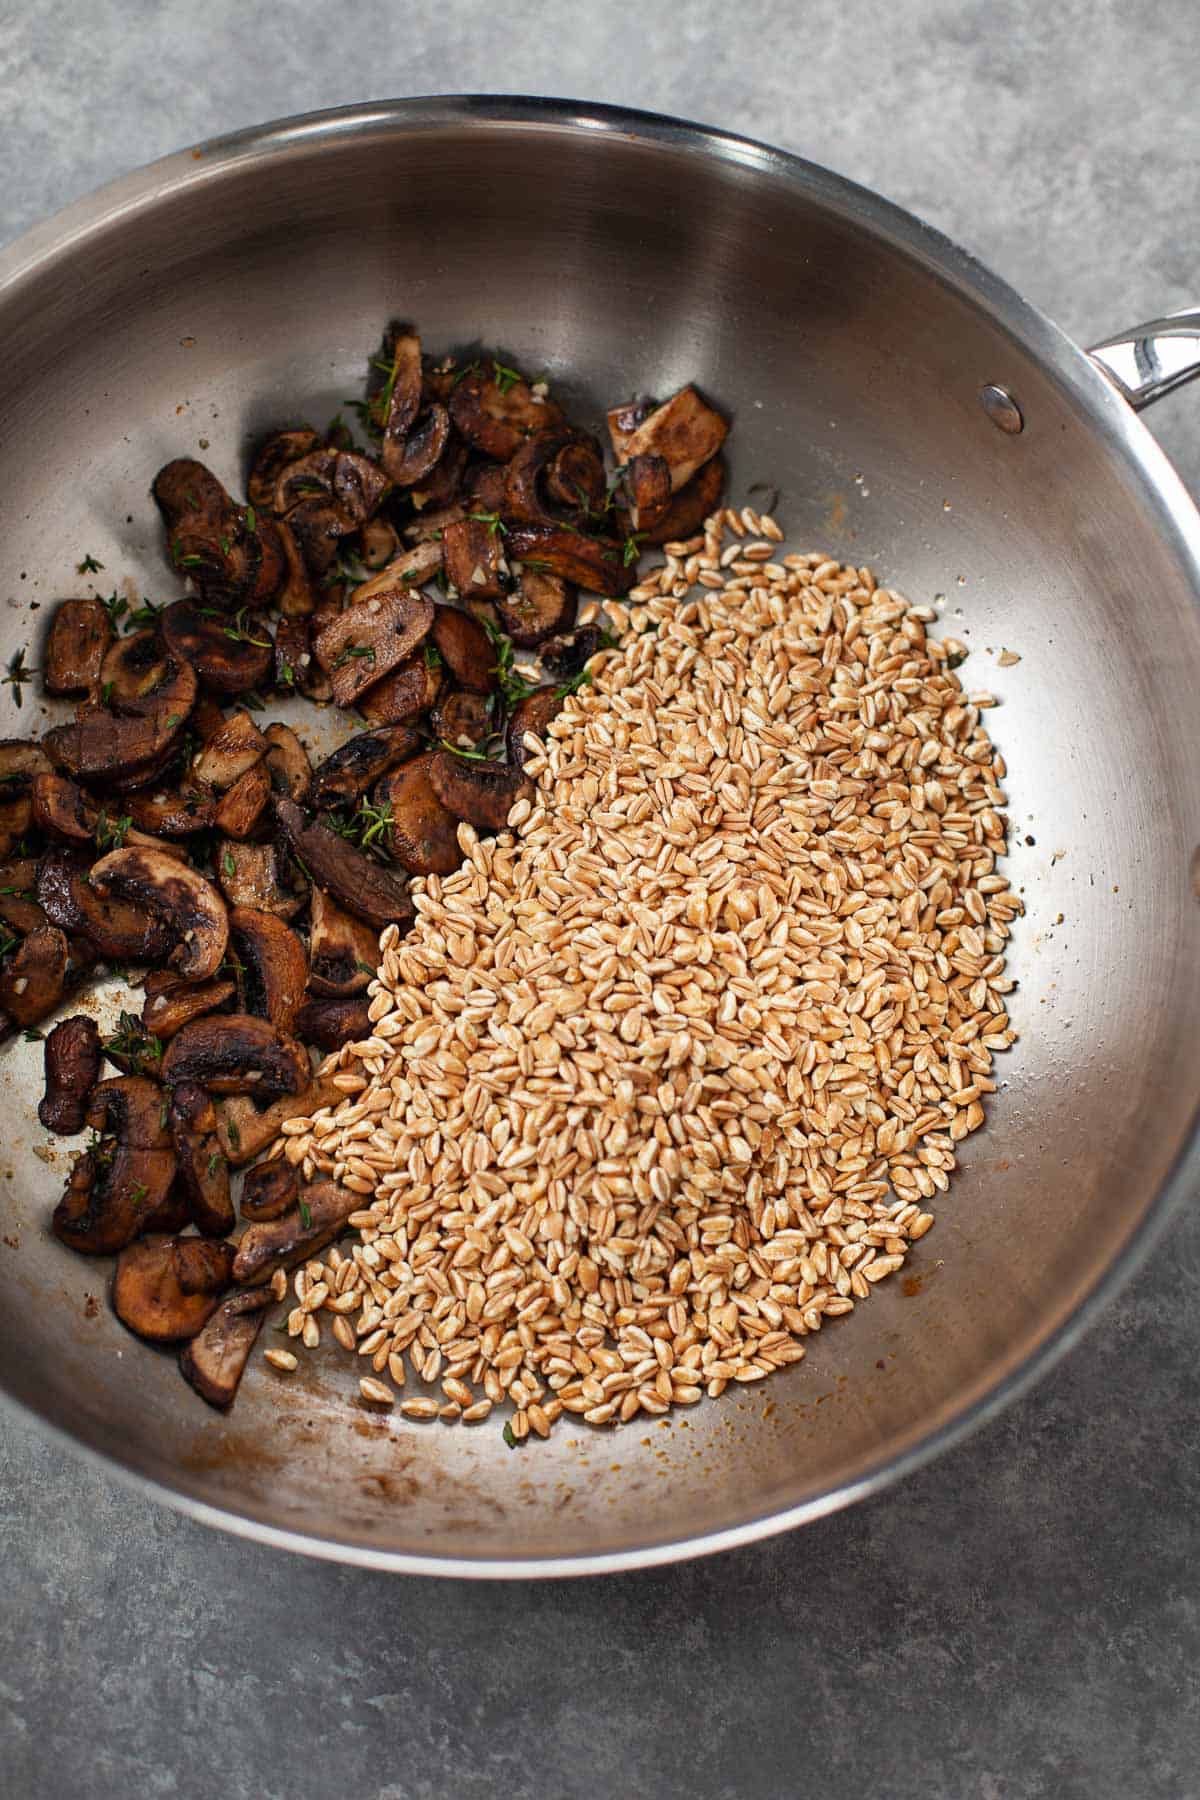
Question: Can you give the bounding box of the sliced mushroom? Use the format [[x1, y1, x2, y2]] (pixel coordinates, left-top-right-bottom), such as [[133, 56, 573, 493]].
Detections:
[[214, 1075, 342, 1166], [89, 848, 229, 981], [0, 925, 70, 1026], [441, 518, 507, 602], [248, 427, 322, 513], [0, 740, 53, 855], [540, 624, 609, 680], [404, 500, 466, 543], [215, 841, 307, 921], [506, 688, 564, 765], [449, 366, 564, 461], [45, 654, 196, 786], [273, 797, 415, 930], [429, 606, 498, 693], [294, 994, 373, 1051], [126, 786, 214, 838], [382, 402, 452, 486], [308, 886, 379, 997], [173, 1236, 237, 1295], [239, 1157, 299, 1222], [161, 600, 273, 696], [274, 615, 331, 702], [503, 524, 633, 596], [375, 754, 463, 877], [30, 771, 98, 844], [615, 452, 672, 531], [502, 428, 605, 529], [360, 518, 400, 570], [213, 763, 272, 839], [618, 384, 728, 492], [0, 859, 47, 936], [376, 539, 443, 589], [606, 398, 657, 460], [546, 433, 607, 518], [431, 686, 497, 750], [494, 570, 577, 648], [141, 970, 236, 1041], [161, 1013, 310, 1098], [180, 1287, 272, 1407], [98, 630, 175, 713], [37, 848, 174, 963], [144, 1180, 192, 1236], [640, 453, 726, 545], [191, 708, 268, 792], [308, 725, 421, 810], [357, 651, 442, 727], [274, 448, 389, 528], [112, 1236, 228, 1343], [44, 599, 113, 697], [254, 730, 307, 809], [408, 430, 469, 511], [428, 751, 532, 833], [376, 327, 424, 446], [39, 1014, 102, 1135], [313, 587, 434, 709], [52, 1076, 176, 1255], [169, 1080, 234, 1236], [274, 518, 319, 618], [153, 459, 269, 612], [231, 1179, 360, 1285], [100, 1010, 168, 1079], [229, 907, 308, 1032]]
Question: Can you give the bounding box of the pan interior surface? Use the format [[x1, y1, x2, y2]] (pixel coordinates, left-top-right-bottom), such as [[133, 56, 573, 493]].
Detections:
[[0, 101, 1197, 1572]]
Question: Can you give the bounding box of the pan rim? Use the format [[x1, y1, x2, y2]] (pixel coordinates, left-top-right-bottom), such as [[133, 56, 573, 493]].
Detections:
[[2, 93, 1198, 1577]]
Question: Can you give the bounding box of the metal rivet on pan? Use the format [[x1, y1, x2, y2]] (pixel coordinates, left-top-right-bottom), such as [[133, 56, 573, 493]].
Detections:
[[980, 384, 1024, 434]]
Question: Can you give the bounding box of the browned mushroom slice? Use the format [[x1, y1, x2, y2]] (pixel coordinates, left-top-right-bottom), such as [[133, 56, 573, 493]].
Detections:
[[431, 686, 496, 750], [376, 326, 424, 442], [382, 403, 452, 487], [142, 971, 236, 1041], [375, 753, 463, 877], [229, 908, 308, 1033], [294, 994, 373, 1051], [273, 615, 330, 702], [494, 570, 578, 648], [546, 434, 607, 518], [314, 588, 434, 709], [214, 1075, 342, 1166], [143, 1180, 192, 1235], [404, 500, 466, 543], [169, 1080, 234, 1236], [429, 751, 532, 833], [359, 516, 399, 571], [45, 650, 196, 787], [540, 624, 609, 680], [161, 600, 273, 696], [0, 925, 70, 1026], [239, 1157, 299, 1221], [461, 462, 507, 513], [52, 1076, 176, 1255], [0, 739, 54, 853], [39, 1014, 101, 1134], [429, 606, 498, 693], [356, 651, 441, 727], [504, 525, 633, 597], [126, 786, 214, 837], [441, 518, 507, 602], [449, 366, 563, 461], [640, 452, 727, 545], [274, 448, 388, 528], [606, 398, 657, 460], [248, 427, 322, 513], [380, 539, 443, 589], [44, 598, 113, 697], [216, 841, 307, 921], [232, 1179, 360, 1285], [506, 688, 564, 765], [30, 771, 98, 844], [213, 763, 272, 840], [154, 459, 267, 612], [309, 725, 421, 810], [308, 886, 379, 997], [37, 848, 173, 963], [502, 429, 604, 529], [273, 797, 415, 931], [173, 1236, 236, 1295], [180, 1287, 272, 1407], [90, 848, 229, 981], [274, 519, 319, 619], [113, 1236, 226, 1343], [99, 630, 175, 713], [616, 452, 672, 531], [408, 429, 469, 511], [259, 725, 311, 806], [191, 708, 268, 792], [619, 385, 728, 492], [0, 859, 46, 937], [161, 1013, 309, 1098]]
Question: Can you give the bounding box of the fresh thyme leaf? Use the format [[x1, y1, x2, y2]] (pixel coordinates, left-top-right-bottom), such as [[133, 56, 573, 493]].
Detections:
[[447, 359, 481, 392], [492, 360, 522, 395], [221, 608, 271, 648], [165, 713, 182, 730], [222, 848, 236, 878], [440, 738, 489, 761], [77, 554, 104, 574], [22, 1028, 43, 1043], [102, 1011, 163, 1077], [423, 642, 443, 670], [94, 809, 133, 852], [467, 510, 507, 537], [100, 591, 129, 630], [128, 598, 161, 627], [278, 658, 295, 687], [226, 1118, 241, 1150], [502, 1421, 520, 1449], [129, 1183, 148, 1206], [244, 504, 257, 533], [355, 959, 376, 978], [298, 1199, 312, 1229], [555, 668, 594, 699], [1, 648, 34, 708], [101, 681, 114, 707], [0, 927, 19, 960], [207, 1152, 224, 1177], [332, 644, 376, 670], [622, 532, 646, 567]]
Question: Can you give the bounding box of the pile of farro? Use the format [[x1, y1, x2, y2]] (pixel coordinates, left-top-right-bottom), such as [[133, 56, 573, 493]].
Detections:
[[267, 507, 1020, 1438]]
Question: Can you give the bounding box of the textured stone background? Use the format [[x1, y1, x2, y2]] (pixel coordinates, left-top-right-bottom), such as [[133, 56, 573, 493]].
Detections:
[[1, 4, 1198, 1796]]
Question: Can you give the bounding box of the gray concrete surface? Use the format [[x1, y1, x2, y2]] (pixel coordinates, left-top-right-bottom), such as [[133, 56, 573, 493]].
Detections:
[[1, 3, 1198, 1796]]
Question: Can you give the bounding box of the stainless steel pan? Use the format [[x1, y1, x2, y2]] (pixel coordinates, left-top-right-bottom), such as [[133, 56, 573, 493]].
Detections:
[[0, 98, 1197, 1576]]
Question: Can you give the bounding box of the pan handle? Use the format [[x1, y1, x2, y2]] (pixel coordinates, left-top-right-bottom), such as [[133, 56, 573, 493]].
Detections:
[[1088, 309, 1200, 410]]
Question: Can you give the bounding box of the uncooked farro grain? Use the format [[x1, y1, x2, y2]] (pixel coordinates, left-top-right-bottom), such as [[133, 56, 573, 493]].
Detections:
[[275, 508, 1020, 1435]]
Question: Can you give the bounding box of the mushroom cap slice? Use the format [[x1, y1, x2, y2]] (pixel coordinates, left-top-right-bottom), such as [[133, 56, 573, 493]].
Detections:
[[39, 1013, 102, 1135], [381, 403, 451, 486], [448, 367, 564, 461], [89, 847, 229, 981], [239, 1157, 299, 1222], [248, 427, 322, 513], [113, 1235, 230, 1343], [504, 524, 633, 597], [161, 600, 274, 696], [231, 1179, 360, 1285], [440, 518, 508, 603], [506, 688, 564, 765], [605, 398, 656, 460], [274, 519, 319, 618], [213, 1075, 343, 1166], [98, 630, 174, 714], [294, 994, 373, 1051], [274, 615, 331, 701], [141, 971, 236, 1041], [0, 924, 71, 1027], [430, 686, 496, 751], [374, 754, 461, 878], [0, 859, 47, 937], [52, 1076, 176, 1255], [640, 453, 727, 546], [126, 786, 214, 837], [361, 517, 400, 570], [169, 1080, 235, 1236], [377, 327, 424, 445], [229, 907, 308, 1032], [493, 571, 577, 648], [307, 886, 379, 998], [213, 763, 272, 840], [618, 384, 728, 493], [274, 448, 388, 529], [616, 452, 672, 532], [216, 841, 307, 921], [428, 751, 532, 833], [37, 847, 175, 963], [273, 797, 415, 931], [179, 1287, 272, 1407], [190, 708, 268, 792], [308, 725, 421, 810], [313, 587, 434, 709], [430, 606, 497, 693], [262, 723, 312, 803], [44, 653, 196, 785], [160, 1013, 310, 1098], [44, 598, 113, 698], [502, 428, 605, 529], [357, 652, 442, 727]]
